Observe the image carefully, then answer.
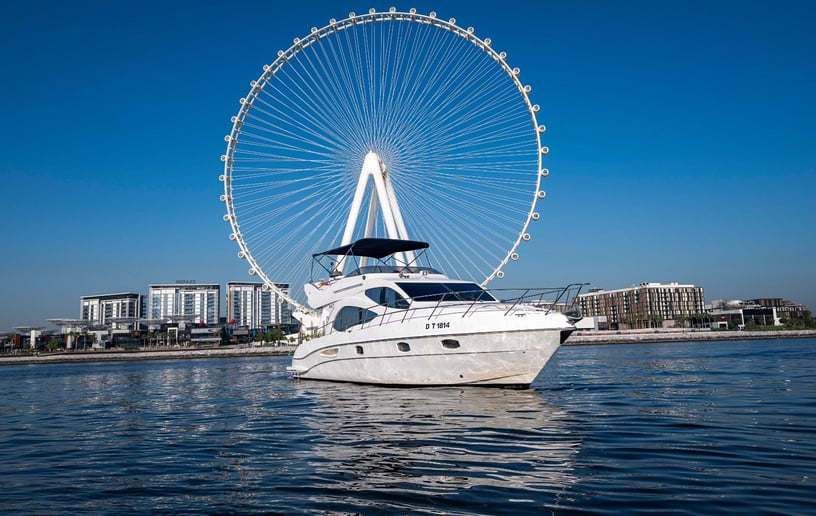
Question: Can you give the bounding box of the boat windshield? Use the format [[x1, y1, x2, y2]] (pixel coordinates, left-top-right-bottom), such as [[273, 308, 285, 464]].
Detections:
[[397, 282, 496, 302]]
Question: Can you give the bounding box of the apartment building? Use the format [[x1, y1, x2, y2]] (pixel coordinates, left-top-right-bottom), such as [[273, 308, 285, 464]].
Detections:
[[226, 282, 292, 330], [80, 293, 145, 328], [148, 282, 220, 325], [576, 282, 705, 329]]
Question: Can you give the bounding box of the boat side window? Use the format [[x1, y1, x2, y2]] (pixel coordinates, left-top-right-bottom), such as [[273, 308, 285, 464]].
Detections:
[[333, 306, 378, 332], [365, 287, 410, 309]]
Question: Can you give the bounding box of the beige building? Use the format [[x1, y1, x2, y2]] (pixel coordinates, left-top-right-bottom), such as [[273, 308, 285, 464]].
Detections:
[[576, 282, 705, 329]]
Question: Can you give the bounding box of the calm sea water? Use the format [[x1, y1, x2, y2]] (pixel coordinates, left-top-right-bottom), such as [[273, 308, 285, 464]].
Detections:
[[1, 338, 814, 514]]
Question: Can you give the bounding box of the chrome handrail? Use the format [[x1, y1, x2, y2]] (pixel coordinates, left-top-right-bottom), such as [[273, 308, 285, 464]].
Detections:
[[316, 283, 589, 336]]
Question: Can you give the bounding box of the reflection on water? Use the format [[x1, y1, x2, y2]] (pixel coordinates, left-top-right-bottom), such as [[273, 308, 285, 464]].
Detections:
[[295, 382, 581, 499], [0, 358, 583, 514]]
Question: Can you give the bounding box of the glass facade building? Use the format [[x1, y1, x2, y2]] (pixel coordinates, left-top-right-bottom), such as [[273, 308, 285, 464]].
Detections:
[[148, 283, 221, 325], [226, 282, 292, 330], [80, 293, 145, 328]]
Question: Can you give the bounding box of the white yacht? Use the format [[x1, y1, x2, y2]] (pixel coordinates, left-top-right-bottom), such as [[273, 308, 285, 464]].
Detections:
[[287, 237, 582, 387]]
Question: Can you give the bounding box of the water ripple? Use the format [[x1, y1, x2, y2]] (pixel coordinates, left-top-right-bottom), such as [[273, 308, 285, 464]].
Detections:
[[1, 339, 815, 513]]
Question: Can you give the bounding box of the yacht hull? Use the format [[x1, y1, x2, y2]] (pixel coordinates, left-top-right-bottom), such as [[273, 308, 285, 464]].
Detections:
[[288, 323, 569, 387]]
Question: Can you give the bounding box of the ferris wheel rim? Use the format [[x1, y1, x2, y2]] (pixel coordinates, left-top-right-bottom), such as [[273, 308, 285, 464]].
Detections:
[[220, 8, 547, 313]]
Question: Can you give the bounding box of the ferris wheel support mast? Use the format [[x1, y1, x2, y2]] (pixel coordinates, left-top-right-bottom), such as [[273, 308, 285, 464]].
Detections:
[[338, 151, 414, 271]]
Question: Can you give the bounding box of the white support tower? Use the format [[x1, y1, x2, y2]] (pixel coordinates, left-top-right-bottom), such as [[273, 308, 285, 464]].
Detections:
[[338, 151, 414, 271]]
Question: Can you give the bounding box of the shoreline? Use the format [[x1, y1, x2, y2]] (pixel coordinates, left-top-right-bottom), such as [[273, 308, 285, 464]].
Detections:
[[0, 345, 296, 366], [565, 328, 816, 345], [2, 330, 814, 365]]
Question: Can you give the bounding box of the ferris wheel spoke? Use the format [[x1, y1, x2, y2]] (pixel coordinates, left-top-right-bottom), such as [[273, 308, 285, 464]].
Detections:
[[261, 67, 361, 149], [396, 179, 519, 257]]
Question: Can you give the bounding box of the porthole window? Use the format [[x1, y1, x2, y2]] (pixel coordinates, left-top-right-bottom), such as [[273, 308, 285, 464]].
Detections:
[[397, 342, 411, 352], [355, 345, 364, 355], [441, 339, 460, 349]]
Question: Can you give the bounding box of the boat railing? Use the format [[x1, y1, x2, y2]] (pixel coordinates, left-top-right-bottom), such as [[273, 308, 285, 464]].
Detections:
[[345, 283, 587, 333], [500, 283, 587, 316], [314, 284, 588, 337]]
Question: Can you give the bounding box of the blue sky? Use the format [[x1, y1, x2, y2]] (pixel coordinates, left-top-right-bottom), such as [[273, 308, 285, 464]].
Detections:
[[1, 0, 814, 330]]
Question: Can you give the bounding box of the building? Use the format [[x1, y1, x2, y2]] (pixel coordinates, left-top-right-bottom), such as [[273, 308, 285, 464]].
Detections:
[[189, 325, 225, 347], [148, 282, 220, 325], [708, 298, 811, 329], [576, 282, 705, 329], [226, 282, 293, 330], [746, 298, 811, 322], [80, 293, 145, 329]]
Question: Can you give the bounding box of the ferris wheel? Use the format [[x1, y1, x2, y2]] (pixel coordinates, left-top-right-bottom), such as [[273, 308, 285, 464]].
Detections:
[[220, 8, 549, 313]]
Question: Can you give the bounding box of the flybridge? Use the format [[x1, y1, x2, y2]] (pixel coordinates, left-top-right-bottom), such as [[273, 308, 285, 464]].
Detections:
[[313, 238, 429, 259], [310, 238, 435, 281]]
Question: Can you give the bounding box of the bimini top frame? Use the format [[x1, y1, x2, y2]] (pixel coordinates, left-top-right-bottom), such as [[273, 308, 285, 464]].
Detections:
[[310, 238, 432, 279]]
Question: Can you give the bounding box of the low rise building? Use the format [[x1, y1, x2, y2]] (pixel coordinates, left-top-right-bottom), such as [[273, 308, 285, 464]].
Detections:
[[747, 298, 811, 322], [708, 298, 811, 329]]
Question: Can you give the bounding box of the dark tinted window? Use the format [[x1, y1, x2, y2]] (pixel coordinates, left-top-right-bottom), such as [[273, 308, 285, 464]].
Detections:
[[444, 283, 496, 301], [333, 306, 378, 332], [365, 287, 410, 309], [397, 282, 496, 302]]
